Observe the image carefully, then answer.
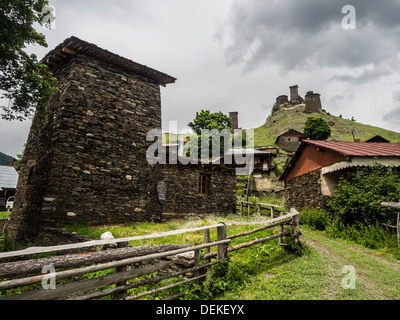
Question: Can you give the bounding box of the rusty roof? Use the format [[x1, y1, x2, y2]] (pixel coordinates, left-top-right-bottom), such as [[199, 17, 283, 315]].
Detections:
[[303, 140, 400, 157], [279, 140, 400, 181], [277, 129, 307, 139], [40, 36, 176, 87]]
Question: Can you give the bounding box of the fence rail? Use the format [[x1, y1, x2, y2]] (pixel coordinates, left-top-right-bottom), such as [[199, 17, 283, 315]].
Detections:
[[236, 200, 285, 217], [0, 209, 300, 300]]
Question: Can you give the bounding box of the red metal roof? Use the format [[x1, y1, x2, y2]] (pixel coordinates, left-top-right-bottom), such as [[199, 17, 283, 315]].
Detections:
[[303, 140, 400, 157], [279, 140, 400, 181]]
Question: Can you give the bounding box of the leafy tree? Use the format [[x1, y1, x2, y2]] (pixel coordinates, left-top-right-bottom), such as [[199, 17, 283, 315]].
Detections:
[[304, 116, 331, 140], [328, 164, 400, 225], [186, 110, 233, 158], [0, 0, 58, 122], [188, 110, 232, 135]]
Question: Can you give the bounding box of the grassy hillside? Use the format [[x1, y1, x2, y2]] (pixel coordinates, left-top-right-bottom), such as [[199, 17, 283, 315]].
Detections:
[[0, 151, 13, 166], [254, 104, 400, 147]]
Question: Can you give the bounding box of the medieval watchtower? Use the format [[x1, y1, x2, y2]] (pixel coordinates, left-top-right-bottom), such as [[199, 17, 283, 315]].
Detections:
[[8, 37, 176, 242], [305, 91, 322, 113]]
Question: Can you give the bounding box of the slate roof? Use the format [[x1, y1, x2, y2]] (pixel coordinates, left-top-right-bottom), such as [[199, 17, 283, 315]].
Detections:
[[40, 36, 177, 87], [0, 166, 18, 189]]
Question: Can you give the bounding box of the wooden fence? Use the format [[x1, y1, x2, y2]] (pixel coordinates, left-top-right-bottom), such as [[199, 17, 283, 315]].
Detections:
[[237, 200, 285, 218], [0, 209, 300, 300], [381, 202, 400, 246]]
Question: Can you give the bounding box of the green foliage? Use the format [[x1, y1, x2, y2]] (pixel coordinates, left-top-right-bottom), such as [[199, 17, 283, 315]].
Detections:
[[0, 0, 58, 122], [0, 151, 13, 165], [328, 164, 400, 225], [186, 110, 233, 157], [271, 103, 280, 115], [326, 220, 399, 252], [188, 110, 232, 135], [300, 209, 331, 231], [303, 116, 331, 140]]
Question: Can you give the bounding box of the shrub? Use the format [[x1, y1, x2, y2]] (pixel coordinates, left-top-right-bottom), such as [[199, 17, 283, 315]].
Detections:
[[303, 116, 331, 140], [300, 209, 331, 231], [328, 164, 400, 225]]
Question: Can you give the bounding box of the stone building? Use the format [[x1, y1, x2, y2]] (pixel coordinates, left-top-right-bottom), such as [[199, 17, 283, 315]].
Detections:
[[280, 140, 400, 210], [162, 162, 236, 218], [8, 37, 236, 243], [275, 129, 307, 153]]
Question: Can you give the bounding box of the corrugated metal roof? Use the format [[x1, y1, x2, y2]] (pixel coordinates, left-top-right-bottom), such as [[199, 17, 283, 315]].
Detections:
[[0, 166, 18, 189], [304, 140, 400, 157], [40, 36, 177, 87]]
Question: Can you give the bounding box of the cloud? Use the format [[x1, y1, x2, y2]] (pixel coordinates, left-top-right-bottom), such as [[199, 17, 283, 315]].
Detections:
[[217, 0, 400, 79]]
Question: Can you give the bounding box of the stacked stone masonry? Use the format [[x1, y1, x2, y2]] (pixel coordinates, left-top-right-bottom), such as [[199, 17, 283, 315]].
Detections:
[[8, 44, 237, 243]]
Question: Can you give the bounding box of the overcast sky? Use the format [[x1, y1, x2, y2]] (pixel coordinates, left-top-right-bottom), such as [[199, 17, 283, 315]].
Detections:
[[1, 0, 400, 157]]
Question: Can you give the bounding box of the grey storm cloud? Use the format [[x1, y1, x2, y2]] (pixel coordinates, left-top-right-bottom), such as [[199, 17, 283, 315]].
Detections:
[[217, 0, 400, 78]]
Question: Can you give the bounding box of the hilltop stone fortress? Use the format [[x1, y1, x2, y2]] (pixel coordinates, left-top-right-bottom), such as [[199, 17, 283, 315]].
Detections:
[[276, 85, 322, 113]]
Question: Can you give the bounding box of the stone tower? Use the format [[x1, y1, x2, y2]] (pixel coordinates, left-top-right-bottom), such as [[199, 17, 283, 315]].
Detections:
[[290, 85, 299, 102], [305, 91, 322, 113], [229, 112, 239, 130], [7, 37, 176, 243]]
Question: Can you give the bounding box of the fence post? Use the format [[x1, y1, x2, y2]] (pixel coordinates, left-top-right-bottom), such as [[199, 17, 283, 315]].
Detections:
[[278, 211, 285, 246], [217, 224, 228, 260], [248, 203, 251, 217], [115, 241, 129, 300], [271, 206, 275, 219], [291, 210, 301, 245], [204, 229, 211, 263], [257, 204, 261, 217], [240, 202, 243, 217], [397, 210, 400, 247]]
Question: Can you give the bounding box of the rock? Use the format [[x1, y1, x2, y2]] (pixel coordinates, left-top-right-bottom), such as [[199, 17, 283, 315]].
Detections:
[[100, 231, 114, 240]]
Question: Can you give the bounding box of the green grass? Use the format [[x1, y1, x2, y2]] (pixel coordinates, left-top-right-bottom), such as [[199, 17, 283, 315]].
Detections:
[[253, 105, 400, 147]]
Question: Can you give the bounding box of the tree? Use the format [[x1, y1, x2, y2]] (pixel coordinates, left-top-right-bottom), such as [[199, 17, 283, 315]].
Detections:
[[186, 110, 233, 158], [0, 0, 57, 122], [188, 110, 232, 135], [304, 116, 331, 140]]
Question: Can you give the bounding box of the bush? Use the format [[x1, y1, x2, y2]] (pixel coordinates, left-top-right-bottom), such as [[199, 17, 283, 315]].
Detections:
[[328, 164, 400, 225], [326, 220, 398, 251], [300, 209, 331, 231], [303, 116, 331, 140]]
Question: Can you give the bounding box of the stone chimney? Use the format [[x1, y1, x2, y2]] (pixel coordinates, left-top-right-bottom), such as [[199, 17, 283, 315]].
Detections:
[[305, 91, 322, 113], [229, 112, 239, 130]]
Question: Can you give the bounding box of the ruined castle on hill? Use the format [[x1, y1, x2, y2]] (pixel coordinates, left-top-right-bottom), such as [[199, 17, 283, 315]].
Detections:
[[276, 85, 322, 113]]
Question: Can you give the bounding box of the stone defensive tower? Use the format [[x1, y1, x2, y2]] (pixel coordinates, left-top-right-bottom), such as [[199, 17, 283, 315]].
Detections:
[[8, 37, 176, 243], [305, 91, 322, 113], [229, 112, 239, 130], [290, 85, 299, 102]]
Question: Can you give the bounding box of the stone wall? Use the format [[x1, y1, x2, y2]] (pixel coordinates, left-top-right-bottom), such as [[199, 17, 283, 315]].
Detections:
[[276, 136, 301, 153], [8, 54, 164, 242], [162, 164, 236, 217], [283, 169, 329, 210]]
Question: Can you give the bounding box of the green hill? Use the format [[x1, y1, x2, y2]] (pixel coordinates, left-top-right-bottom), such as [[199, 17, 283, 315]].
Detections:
[[0, 151, 13, 166], [253, 104, 400, 147]]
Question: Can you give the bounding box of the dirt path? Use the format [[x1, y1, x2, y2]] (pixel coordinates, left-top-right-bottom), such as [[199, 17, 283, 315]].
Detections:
[[302, 229, 400, 300]]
